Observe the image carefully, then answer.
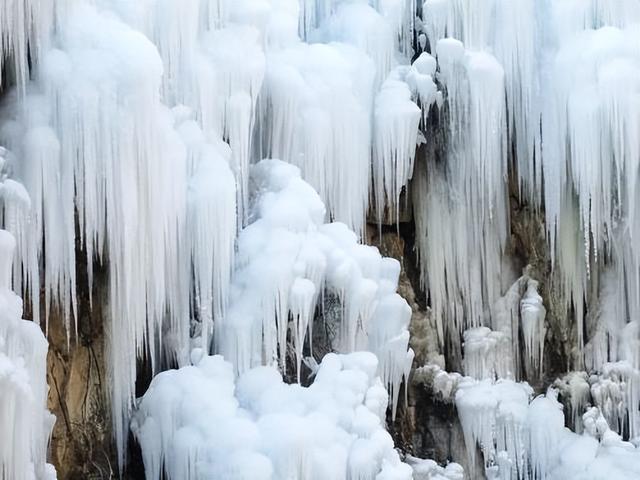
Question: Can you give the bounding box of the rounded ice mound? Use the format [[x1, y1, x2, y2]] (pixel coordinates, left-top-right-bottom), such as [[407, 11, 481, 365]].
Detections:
[[133, 352, 412, 480]]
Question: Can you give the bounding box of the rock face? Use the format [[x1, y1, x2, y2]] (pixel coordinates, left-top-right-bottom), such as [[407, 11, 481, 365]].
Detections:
[[45, 259, 114, 479]]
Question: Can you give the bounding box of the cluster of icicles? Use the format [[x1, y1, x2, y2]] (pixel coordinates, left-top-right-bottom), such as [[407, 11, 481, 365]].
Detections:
[[413, 0, 640, 478], [0, 0, 423, 478], [1, 0, 640, 478]]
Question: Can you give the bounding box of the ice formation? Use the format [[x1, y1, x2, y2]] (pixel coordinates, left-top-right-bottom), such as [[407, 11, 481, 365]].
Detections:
[[413, 36, 509, 349], [0, 0, 423, 475], [405, 456, 463, 480], [455, 377, 640, 480], [0, 0, 639, 478], [218, 159, 414, 414], [132, 352, 412, 480], [417, 0, 640, 397], [0, 229, 55, 480]]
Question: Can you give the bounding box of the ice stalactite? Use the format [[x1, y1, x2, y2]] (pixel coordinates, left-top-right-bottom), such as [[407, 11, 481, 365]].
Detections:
[[520, 279, 546, 380], [405, 52, 441, 123], [466, 273, 546, 383], [0, 229, 56, 480], [145, 0, 265, 226], [1, 91, 78, 338], [132, 352, 413, 480], [456, 379, 533, 479], [418, 0, 640, 399], [217, 160, 414, 414], [490, 276, 525, 379], [259, 0, 423, 236], [0, 148, 40, 328]]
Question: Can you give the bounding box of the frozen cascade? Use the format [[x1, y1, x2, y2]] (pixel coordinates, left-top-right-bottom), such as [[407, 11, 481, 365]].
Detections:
[[217, 159, 414, 414], [417, 0, 640, 401], [0, 2, 242, 465], [0, 0, 421, 475], [413, 37, 508, 347], [0, 0, 640, 478], [0, 229, 56, 480], [257, 40, 375, 235]]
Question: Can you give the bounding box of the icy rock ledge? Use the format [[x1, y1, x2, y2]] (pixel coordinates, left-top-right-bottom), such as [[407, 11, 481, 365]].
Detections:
[[132, 351, 412, 480]]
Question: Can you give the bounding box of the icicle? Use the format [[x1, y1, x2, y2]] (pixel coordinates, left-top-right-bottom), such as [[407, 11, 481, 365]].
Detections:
[[146, 1, 265, 226], [422, 0, 542, 199], [491, 276, 524, 379], [405, 52, 440, 124], [520, 279, 546, 380], [290, 278, 316, 381], [456, 379, 532, 477], [542, 23, 640, 366]]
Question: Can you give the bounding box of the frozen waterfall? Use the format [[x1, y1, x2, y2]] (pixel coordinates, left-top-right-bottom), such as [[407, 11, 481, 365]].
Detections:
[[1, 0, 640, 479]]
